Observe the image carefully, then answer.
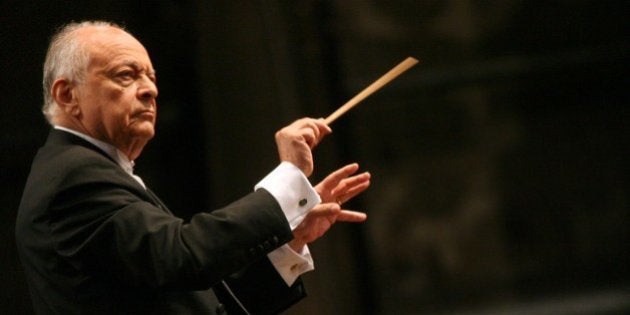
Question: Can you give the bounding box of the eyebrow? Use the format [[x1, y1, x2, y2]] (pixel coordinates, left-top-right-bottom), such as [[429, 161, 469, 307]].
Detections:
[[118, 60, 156, 76]]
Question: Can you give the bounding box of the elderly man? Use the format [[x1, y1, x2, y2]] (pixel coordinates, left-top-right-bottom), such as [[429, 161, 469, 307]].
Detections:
[[16, 21, 370, 314]]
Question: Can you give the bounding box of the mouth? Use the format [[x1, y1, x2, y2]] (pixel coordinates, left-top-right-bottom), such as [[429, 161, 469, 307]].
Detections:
[[135, 110, 155, 120]]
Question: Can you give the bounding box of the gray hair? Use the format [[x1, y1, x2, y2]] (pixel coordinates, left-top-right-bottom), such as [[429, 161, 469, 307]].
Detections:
[[42, 21, 123, 123]]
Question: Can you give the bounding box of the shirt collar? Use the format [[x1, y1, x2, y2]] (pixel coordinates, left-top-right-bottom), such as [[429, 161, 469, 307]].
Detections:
[[53, 126, 136, 175]]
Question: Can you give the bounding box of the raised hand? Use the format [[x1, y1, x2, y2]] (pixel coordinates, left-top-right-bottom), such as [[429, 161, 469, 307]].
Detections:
[[275, 118, 331, 177], [289, 163, 371, 251]]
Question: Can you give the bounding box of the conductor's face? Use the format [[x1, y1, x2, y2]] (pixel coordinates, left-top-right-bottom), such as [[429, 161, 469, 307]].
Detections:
[[75, 27, 158, 153]]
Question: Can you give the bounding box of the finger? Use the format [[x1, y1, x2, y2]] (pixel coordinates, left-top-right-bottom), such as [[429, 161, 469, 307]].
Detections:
[[317, 163, 360, 191], [333, 171, 371, 193], [300, 118, 331, 148], [336, 210, 367, 222], [301, 128, 317, 147], [333, 163, 360, 178], [300, 119, 320, 141], [308, 203, 341, 217], [314, 118, 332, 137], [335, 181, 371, 205], [332, 172, 371, 202]]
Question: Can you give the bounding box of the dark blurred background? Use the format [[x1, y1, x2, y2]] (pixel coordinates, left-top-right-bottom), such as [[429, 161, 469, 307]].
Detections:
[[1, 1, 628, 314]]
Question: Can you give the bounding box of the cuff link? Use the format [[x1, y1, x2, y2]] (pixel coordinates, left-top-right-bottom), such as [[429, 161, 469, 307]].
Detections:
[[298, 198, 307, 207]]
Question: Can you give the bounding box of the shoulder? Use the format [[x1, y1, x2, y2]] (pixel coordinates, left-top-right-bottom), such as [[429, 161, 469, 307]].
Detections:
[[35, 143, 116, 175], [37, 129, 118, 171], [25, 141, 135, 197]]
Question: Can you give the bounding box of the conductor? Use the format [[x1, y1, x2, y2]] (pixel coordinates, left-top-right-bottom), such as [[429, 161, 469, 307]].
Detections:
[[16, 21, 370, 314]]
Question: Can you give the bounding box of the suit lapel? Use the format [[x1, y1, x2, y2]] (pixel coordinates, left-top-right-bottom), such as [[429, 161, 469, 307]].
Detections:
[[46, 129, 174, 216]]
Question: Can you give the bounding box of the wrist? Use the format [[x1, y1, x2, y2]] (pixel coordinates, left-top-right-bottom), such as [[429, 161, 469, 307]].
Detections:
[[288, 239, 306, 252]]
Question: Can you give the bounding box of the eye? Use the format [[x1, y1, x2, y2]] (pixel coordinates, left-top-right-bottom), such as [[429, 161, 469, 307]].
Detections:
[[112, 69, 138, 86], [117, 70, 135, 80]]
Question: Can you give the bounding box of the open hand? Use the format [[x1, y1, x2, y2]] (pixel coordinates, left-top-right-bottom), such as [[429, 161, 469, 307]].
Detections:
[[289, 163, 370, 251]]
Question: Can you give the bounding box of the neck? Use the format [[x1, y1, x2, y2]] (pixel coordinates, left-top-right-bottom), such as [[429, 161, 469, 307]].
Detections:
[[120, 138, 147, 161], [53, 117, 147, 161]]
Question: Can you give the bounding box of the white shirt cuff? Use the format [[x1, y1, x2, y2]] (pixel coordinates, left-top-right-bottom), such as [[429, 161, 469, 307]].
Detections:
[[267, 244, 314, 286], [254, 161, 320, 230], [255, 162, 320, 285]]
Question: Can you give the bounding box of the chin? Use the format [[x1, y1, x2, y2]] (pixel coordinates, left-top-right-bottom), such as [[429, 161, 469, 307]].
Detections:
[[139, 130, 155, 140], [132, 126, 155, 140]]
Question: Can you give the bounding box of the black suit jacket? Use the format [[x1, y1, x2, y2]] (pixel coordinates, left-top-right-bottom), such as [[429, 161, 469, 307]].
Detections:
[[16, 130, 306, 314]]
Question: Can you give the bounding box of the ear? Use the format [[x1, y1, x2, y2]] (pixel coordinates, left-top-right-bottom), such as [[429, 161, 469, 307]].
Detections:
[[51, 78, 80, 117]]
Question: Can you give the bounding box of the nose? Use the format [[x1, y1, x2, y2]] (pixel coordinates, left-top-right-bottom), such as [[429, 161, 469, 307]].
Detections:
[[137, 75, 158, 101]]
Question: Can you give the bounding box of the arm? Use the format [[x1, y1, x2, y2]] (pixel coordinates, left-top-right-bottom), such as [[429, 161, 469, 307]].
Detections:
[[49, 155, 293, 290], [209, 122, 372, 313], [48, 118, 330, 290], [216, 163, 371, 314]]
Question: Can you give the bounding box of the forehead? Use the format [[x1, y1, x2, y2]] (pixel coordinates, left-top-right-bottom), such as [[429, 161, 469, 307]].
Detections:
[[80, 27, 153, 69]]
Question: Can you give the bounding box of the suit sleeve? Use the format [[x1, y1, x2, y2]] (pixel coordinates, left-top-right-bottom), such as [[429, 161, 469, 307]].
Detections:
[[213, 257, 307, 315], [48, 154, 295, 290]]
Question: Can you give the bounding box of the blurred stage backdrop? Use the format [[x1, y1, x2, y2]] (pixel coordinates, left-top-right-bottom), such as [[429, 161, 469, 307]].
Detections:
[[1, 1, 628, 314]]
